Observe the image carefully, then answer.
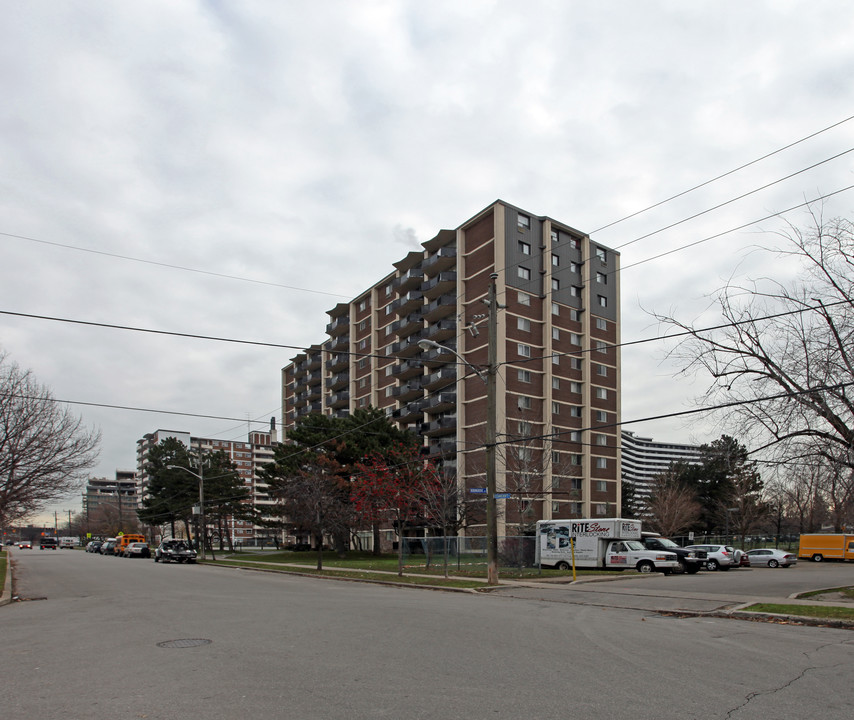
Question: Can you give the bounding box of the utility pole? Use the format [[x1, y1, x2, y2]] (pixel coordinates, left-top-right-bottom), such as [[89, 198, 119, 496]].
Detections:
[[486, 272, 500, 585]]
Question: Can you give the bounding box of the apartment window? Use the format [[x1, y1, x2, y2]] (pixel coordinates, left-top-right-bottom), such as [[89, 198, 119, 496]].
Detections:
[[595, 503, 608, 516], [385, 305, 393, 315], [596, 317, 607, 330], [519, 241, 531, 255], [596, 482, 608, 495], [596, 457, 607, 469], [597, 364, 607, 376], [596, 410, 608, 422], [386, 366, 394, 376], [385, 386, 394, 397], [570, 309, 582, 322], [570, 382, 582, 393], [569, 238, 579, 250], [358, 299, 367, 311], [552, 401, 560, 415], [595, 434, 608, 446], [570, 262, 579, 273], [552, 476, 561, 489], [518, 396, 532, 410], [570, 333, 581, 346], [518, 369, 531, 383], [570, 406, 582, 417], [596, 247, 607, 262], [596, 272, 607, 284], [359, 320, 367, 331], [358, 378, 368, 389], [571, 478, 582, 491], [552, 354, 560, 365], [552, 278, 560, 291], [550, 229, 558, 244], [517, 317, 531, 332], [518, 292, 531, 306], [358, 358, 368, 369], [518, 421, 532, 436], [358, 338, 368, 350], [595, 387, 608, 400], [518, 214, 530, 229], [571, 454, 582, 466], [552, 377, 560, 390], [552, 451, 560, 463], [569, 431, 581, 442], [552, 502, 561, 513], [386, 285, 393, 296], [597, 341, 608, 354], [518, 343, 531, 357], [552, 302, 559, 316], [552, 327, 560, 340], [571, 286, 582, 297], [385, 325, 393, 336], [552, 254, 560, 267], [598, 295, 608, 308], [518, 266, 531, 281]]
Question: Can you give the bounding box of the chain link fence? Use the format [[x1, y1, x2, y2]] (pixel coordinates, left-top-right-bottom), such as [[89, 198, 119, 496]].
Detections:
[[400, 535, 539, 572]]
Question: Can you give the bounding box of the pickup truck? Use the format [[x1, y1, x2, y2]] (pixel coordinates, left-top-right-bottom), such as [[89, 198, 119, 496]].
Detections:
[[641, 535, 706, 574]]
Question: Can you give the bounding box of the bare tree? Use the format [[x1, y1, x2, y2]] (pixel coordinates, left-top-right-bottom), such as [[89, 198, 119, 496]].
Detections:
[[642, 469, 701, 537], [0, 353, 100, 525], [653, 210, 854, 493]]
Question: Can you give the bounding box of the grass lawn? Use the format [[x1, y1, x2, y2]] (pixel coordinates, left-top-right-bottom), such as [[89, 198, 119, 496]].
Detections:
[[796, 586, 854, 601], [744, 602, 854, 621]]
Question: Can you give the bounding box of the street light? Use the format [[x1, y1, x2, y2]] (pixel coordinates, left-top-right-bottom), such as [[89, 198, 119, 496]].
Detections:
[[168, 462, 233, 561], [416, 273, 501, 585]]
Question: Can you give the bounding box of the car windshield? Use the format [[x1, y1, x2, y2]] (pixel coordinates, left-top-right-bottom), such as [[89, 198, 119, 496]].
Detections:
[[623, 540, 645, 551], [653, 537, 679, 548]]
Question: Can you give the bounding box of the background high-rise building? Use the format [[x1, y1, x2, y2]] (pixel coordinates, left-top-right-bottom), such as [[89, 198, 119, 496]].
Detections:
[[282, 200, 621, 536]]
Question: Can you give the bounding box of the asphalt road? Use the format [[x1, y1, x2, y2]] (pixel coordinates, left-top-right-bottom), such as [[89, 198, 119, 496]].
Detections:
[[2, 549, 853, 720]]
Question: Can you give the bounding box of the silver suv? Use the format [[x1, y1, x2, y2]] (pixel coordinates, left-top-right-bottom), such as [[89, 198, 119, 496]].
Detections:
[[684, 544, 736, 571]]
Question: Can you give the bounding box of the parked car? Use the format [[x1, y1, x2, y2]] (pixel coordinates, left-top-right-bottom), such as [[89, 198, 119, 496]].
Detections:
[[154, 539, 197, 564], [125, 542, 151, 559], [86, 541, 103, 553], [641, 535, 707, 574], [684, 544, 736, 571], [738, 550, 751, 567], [745, 548, 797, 568], [17, 540, 32, 549], [100, 539, 117, 555], [40, 537, 58, 550]]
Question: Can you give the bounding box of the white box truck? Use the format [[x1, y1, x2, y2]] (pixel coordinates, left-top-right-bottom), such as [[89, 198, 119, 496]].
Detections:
[[536, 518, 680, 574]]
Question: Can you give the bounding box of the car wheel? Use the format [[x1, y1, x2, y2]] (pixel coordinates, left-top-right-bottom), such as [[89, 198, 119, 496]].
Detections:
[[812, 554, 824, 562], [673, 559, 687, 575], [556, 561, 570, 571], [636, 560, 654, 574], [706, 559, 720, 571], [768, 559, 779, 568]]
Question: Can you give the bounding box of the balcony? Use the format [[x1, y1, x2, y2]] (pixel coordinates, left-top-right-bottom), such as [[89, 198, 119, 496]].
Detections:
[[391, 312, 423, 338], [327, 353, 349, 372], [422, 271, 456, 299], [390, 330, 425, 358], [326, 372, 349, 391], [393, 267, 424, 292], [390, 290, 423, 316], [420, 342, 457, 368], [422, 415, 457, 437], [392, 379, 423, 402], [423, 294, 455, 322], [390, 359, 422, 381], [396, 400, 425, 423], [427, 438, 457, 459], [329, 391, 350, 409], [328, 334, 350, 352], [422, 391, 456, 414], [423, 247, 456, 276], [424, 318, 456, 344], [423, 366, 457, 391], [326, 315, 350, 337]]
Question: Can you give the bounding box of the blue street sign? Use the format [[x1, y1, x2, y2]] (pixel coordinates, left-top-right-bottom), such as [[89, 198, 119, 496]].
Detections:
[[469, 488, 487, 494], [494, 493, 511, 499]]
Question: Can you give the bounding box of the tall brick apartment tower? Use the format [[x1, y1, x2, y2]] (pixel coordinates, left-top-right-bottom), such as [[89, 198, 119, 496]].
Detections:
[[282, 200, 620, 537]]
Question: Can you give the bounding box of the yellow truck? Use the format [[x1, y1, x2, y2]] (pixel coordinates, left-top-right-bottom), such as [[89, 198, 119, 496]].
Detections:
[[798, 534, 854, 562]]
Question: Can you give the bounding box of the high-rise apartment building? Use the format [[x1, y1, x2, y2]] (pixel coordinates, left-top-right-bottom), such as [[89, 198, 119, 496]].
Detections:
[[621, 430, 704, 509], [282, 200, 621, 535], [83, 470, 139, 517], [136, 426, 278, 545]]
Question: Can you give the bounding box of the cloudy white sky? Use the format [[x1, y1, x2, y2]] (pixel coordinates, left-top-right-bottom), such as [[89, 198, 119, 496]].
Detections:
[[3, 1, 853, 525]]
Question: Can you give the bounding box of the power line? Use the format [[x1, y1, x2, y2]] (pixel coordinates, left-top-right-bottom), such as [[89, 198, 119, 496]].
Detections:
[[0, 230, 352, 299], [589, 112, 854, 234]]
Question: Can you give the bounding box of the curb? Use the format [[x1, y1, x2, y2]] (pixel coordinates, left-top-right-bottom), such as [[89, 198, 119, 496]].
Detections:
[[0, 552, 12, 607]]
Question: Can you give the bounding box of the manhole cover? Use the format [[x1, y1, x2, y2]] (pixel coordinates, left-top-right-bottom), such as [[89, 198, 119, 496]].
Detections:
[[157, 638, 212, 649]]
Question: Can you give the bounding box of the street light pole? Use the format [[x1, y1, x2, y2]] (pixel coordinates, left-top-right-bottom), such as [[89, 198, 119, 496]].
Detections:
[[168, 462, 206, 561], [417, 272, 501, 585]]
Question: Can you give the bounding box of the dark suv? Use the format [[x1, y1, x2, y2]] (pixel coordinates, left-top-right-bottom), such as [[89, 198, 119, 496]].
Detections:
[[641, 535, 706, 574], [40, 537, 58, 550], [154, 539, 197, 564]]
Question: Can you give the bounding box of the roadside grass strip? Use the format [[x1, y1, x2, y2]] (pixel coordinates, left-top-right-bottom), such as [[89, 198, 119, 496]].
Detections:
[[744, 603, 854, 621]]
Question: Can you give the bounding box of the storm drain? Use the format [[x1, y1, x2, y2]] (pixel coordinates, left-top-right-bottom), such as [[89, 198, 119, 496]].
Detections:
[[157, 638, 212, 649]]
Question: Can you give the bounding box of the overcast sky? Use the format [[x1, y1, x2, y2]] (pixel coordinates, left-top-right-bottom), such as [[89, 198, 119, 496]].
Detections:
[[3, 1, 853, 526]]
